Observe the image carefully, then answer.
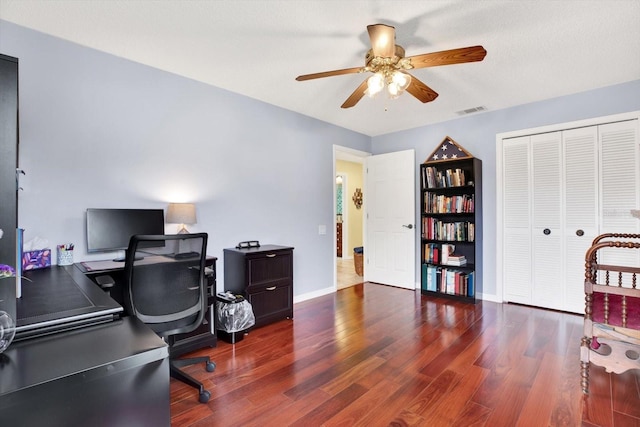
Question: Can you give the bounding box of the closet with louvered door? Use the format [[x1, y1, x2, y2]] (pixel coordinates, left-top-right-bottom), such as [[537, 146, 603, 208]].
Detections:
[[597, 121, 640, 268], [499, 113, 639, 313]]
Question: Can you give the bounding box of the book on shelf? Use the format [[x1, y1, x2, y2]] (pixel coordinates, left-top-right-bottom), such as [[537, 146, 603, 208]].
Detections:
[[423, 243, 440, 264], [441, 244, 455, 264], [422, 166, 469, 189], [426, 267, 473, 297], [423, 193, 475, 214], [425, 265, 438, 292], [422, 217, 474, 242]]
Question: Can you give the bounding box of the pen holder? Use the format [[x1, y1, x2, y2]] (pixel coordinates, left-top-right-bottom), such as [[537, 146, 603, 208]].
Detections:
[[57, 247, 74, 266]]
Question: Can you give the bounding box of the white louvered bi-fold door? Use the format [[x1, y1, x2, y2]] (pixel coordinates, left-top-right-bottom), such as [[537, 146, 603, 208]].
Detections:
[[598, 120, 640, 269], [502, 136, 532, 305], [501, 117, 639, 313], [530, 132, 564, 310], [563, 127, 599, 314]]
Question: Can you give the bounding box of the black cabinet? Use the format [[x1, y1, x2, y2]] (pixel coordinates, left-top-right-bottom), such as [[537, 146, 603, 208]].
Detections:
[[0, 54, 19, 318], [223, 245, 294, 328]]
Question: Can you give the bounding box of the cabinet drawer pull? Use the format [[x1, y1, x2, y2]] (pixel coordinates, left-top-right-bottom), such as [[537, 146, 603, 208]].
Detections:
[[266, 254, 276, 258], [266, 286, 277, 291]]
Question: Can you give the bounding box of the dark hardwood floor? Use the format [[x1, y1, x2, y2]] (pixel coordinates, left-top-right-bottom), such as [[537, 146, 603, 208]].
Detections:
[[170, 283, 640, 426]]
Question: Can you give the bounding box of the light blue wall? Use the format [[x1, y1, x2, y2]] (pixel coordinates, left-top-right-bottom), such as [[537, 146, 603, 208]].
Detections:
[[372, 79, 640, 299], [3, 19, 639, 301], [0, 21, 370, 298]]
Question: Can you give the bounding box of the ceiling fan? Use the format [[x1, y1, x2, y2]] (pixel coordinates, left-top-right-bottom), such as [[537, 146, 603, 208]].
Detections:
[[295, 24, 487, 108]]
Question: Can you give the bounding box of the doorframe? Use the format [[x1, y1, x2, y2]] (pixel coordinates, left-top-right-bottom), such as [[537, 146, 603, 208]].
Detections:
[[336, 173, 348, 258], [333, 145, 370, 290]]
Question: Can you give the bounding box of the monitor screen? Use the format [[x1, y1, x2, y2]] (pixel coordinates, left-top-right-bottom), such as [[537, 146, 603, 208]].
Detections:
[[86, 208, 165, 256]]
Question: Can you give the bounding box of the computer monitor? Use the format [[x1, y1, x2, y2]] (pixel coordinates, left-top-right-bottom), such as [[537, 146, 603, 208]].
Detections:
[[86, 208, 165, 261]]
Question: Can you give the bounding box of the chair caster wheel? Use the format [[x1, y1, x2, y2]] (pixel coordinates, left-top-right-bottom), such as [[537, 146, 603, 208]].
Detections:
[[206, 361, 216, 372], [199, 390, 211, 403]]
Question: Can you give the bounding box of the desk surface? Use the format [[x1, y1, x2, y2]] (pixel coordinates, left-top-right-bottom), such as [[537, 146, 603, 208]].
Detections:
[[78, 254, 218, 274], [16, 266, 122, 340], [0, 316, 170, 426], [1, 316, 167, 396]]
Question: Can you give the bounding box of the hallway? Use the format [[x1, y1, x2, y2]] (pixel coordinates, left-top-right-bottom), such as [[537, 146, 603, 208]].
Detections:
[[336, 256, 364, 289]]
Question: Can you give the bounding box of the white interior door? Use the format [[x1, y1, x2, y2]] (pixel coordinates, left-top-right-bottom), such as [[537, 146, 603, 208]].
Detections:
[[365, 149, 415, 289]]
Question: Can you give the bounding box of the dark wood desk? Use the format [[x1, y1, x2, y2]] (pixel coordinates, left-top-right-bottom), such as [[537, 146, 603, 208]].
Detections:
[[0, 266, 170, 426], [0, 316, 170, 426]]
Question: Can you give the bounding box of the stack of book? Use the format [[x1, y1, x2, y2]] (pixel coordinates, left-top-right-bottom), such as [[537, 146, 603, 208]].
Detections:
[[445, 255, 467, 266]]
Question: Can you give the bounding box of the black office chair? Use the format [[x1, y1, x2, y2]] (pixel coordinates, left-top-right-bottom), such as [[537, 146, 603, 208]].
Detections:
[[123, 233, 215, 403]]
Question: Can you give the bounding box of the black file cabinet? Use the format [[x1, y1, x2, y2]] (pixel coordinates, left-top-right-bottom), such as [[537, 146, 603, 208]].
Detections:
[[223, 245, 294, 328]]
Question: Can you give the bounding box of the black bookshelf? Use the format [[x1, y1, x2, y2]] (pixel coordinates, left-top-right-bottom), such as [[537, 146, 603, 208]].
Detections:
[[420, 155, 482, 303]]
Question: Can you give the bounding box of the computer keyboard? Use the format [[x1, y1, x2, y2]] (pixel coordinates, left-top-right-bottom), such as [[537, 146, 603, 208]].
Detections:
[[173, 251, 200, 260]]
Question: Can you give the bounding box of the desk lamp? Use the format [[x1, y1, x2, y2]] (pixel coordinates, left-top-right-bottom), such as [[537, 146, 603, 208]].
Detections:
[[167, 203, 197, 234]]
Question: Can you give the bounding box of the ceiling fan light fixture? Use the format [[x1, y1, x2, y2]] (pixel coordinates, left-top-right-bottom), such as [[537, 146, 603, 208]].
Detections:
[[295, 24, 486, 108], [387, 82, 400, 98], [386, 70, 411, 98], [366, 72, 385, 97], [392, 71, 411, 92]]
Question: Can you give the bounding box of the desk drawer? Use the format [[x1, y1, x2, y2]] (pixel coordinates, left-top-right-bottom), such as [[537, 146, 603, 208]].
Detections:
[[248, 282, 292, 327], [247, 250, 292, 286]]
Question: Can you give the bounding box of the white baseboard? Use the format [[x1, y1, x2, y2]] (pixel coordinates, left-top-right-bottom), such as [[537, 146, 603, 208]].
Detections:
[[476, 292, 501, 303], [293, 286, 335, 304], [292, 285, 502, 305]]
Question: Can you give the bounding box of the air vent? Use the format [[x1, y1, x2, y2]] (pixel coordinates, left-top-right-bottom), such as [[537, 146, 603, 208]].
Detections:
[[456, 106, 487, 115]]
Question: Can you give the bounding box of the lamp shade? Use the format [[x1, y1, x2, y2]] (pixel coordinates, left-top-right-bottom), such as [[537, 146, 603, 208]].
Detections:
[[167, 203, 197, 225]]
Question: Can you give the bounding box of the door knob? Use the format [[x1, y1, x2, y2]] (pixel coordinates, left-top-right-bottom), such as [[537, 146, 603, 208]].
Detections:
[[576, 229, 584, 236], [402, 224, 414, 229], [543, 228, 551, 235]]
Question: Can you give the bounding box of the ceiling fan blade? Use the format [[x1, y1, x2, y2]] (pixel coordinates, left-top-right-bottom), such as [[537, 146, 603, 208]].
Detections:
[[367, 24, 396, 57], [406, 45, 487, 69], [341, 79, 368, 109], [296, 66, 363, 81], [405, 75, 439, 103]]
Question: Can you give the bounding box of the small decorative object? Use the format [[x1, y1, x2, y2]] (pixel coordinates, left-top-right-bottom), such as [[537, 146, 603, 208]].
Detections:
[[425, 136, 474, 163], [57, 243, 74, 266], [0, 264, 16, 280], [0, 264, 18, 353], [352, 188, 363, 209], [0, 310, 16, 354], [1, 263, 30, 301]]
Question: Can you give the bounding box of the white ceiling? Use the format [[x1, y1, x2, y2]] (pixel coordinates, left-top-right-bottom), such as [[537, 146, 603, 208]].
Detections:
[[1, 0, 639, 137]]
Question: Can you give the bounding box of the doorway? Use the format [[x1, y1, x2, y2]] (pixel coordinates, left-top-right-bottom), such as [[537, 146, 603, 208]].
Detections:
[[334, 145, 368, 290]]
